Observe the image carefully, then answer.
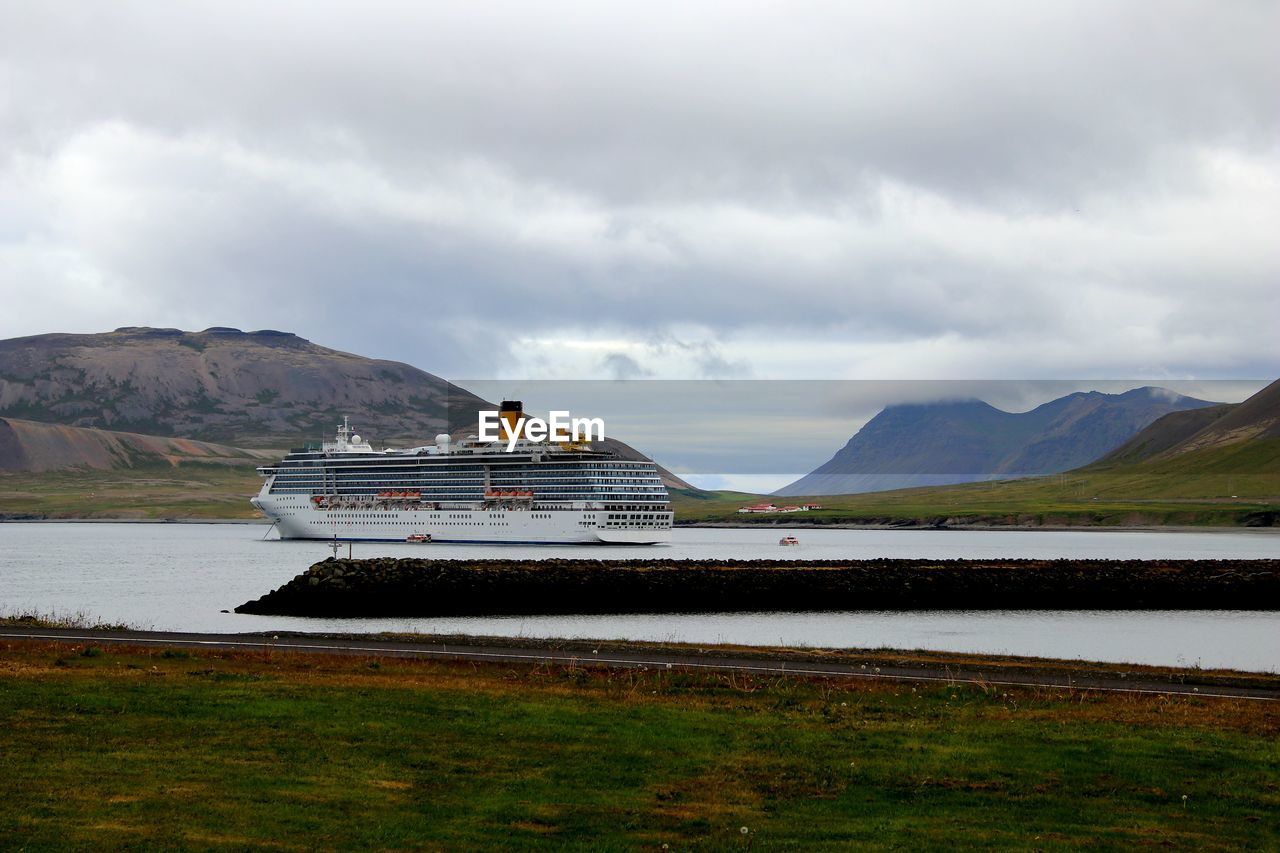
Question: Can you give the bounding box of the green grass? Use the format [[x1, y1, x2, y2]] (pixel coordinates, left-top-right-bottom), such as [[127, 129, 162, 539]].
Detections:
[[0, 463, 264, 519], [0, 643, 1276, 848], [672, 439, 1280, 526]]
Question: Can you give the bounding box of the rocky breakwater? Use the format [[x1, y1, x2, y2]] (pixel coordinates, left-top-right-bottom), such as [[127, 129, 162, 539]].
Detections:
[[235, 557, 1280, 617]]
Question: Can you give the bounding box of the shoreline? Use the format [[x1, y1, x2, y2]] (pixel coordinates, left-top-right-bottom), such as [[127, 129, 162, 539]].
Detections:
[[3, 624, 1277, 693], [680, 521, 1280, 533]]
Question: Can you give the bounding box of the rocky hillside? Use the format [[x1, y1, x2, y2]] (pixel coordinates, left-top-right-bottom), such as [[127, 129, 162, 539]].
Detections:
[[776, 387, 1218, 496], [0, 327, 693, 488], [0, 417, 272, 473], [0, 327, 489, 447]]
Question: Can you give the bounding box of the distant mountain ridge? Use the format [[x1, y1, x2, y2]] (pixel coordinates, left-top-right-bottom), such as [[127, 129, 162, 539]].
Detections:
[[775, 387, 1220, 496]]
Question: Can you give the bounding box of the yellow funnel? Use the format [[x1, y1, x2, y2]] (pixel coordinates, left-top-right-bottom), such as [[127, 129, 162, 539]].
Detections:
[[499, 400, 523, 441]]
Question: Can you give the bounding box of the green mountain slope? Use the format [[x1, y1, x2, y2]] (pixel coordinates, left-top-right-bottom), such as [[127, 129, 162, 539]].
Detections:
[[1094, 405, 1234, 465], [1098, 379, 1280, 467]]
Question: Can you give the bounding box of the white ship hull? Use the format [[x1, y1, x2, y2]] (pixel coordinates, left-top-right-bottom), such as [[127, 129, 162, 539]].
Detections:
[[252, 409, 674, 546], [255, 490, 671, 545]]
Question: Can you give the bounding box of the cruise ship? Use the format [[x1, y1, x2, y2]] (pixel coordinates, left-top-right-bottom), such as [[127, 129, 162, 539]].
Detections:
[[251, 401, 673, 544]]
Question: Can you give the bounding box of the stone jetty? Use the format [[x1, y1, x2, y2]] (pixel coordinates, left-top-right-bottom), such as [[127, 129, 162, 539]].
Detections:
[[234, 557, 1280, 617]]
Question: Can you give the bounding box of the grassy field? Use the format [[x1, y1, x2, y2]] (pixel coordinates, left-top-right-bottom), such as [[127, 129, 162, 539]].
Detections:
[[1, 641, 1278, 848], [0, 463, 264, 520], [670, 487, 1276, 527]]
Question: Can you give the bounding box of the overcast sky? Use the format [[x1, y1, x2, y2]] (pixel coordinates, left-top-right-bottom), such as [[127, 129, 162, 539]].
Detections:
[[1, 1, 1277, 382]]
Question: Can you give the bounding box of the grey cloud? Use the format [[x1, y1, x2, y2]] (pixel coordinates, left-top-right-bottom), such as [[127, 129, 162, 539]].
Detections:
[[4, 3, 1271, 204], [0, 1, 1277, 379]]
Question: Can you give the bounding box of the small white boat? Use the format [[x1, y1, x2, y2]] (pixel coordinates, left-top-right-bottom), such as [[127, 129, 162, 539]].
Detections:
[[779, 536, 800, 546], [405, 533, 432, 543]]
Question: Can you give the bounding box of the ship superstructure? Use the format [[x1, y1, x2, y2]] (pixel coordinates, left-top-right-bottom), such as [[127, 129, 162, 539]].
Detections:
[[251, 401, 673, 544]]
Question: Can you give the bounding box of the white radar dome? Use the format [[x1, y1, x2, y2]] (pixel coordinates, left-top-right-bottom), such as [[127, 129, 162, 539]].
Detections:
[[436, 434, 451, 443], [351, 435, 361, 444]]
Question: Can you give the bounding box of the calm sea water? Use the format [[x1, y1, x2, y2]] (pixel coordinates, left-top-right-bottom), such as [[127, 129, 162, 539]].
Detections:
[[1, 522, 1277, 671]]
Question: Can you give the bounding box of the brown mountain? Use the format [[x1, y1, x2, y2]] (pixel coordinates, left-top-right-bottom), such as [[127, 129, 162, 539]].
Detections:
[[0, 327, 693, 488], [0, 327, 487, 447]]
